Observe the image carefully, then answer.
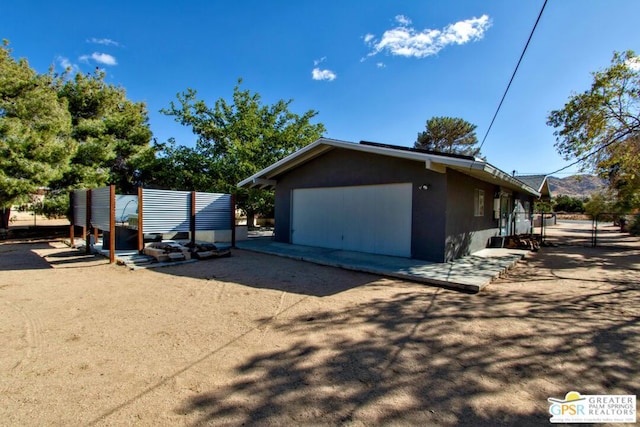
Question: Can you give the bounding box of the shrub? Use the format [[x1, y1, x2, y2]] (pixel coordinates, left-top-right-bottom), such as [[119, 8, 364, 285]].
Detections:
[[39, 192, 70, 219], [629, 215, 640, 236], [553, 195, 585, 213]]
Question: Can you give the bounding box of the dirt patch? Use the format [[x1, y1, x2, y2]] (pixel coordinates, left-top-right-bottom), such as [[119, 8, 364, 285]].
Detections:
[[0, 224, 638, 426]]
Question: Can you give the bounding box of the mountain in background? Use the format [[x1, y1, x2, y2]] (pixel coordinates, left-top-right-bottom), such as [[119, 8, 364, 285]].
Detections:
[[548, 175, 606, 199]]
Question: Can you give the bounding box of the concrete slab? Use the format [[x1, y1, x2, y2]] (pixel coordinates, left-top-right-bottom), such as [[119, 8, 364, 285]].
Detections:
[[235, 238, 529, 292]]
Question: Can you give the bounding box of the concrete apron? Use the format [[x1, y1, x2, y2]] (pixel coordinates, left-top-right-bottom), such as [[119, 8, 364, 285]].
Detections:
[[235, 239, 529, 293]]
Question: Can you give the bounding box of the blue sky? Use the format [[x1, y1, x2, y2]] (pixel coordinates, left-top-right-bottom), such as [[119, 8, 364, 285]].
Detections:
[[2, 1, 639, 177]]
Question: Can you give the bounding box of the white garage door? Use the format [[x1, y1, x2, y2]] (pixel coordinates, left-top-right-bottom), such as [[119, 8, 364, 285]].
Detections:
[[291, 183, 412, 257]]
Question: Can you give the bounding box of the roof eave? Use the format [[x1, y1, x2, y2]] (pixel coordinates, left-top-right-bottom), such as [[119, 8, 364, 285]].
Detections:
[[484, 165, 541, 197], [237, 138, 540, 197]]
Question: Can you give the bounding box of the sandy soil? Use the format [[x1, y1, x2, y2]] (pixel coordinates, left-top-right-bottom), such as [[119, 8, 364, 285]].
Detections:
[[0, 222, 638, 426]]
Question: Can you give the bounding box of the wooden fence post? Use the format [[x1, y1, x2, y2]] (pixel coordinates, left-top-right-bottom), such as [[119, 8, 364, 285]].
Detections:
[[137, 187, 144, 253], [109, 185, 115, 263], [190, 191, 196, 248], [69, 191, 75, 247], [85, 190, 92, 254], [231, 194, 236, 248]]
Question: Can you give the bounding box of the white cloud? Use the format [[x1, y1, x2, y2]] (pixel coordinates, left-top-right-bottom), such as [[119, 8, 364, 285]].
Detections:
[[627, 56, 640, 71], [364, 14, 491, 59], [80, 52, 117, 66], [376, 62, 386, 68], [395, 15, 412, 26], [88, 38, 120, 47], [57, 56, 74, 70], [314, 56, 327, 66], [55, 56, 82, 75], [312, 67, 337, 81]]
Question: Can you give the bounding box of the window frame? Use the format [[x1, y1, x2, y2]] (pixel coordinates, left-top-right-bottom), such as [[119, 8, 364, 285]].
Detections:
[[474, 189, 485, 217]]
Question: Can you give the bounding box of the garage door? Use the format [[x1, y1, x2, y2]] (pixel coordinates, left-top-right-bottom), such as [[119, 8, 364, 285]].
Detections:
[[291, 183, 412, 257]]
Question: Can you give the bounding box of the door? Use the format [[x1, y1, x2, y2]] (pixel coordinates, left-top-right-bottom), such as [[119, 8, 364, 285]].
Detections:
[[291, 183, 412, 257], [500, 194, 513, 236]]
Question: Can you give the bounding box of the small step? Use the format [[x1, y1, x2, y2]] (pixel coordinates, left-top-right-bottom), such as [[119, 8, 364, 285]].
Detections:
[[168, 252, 186, 261]]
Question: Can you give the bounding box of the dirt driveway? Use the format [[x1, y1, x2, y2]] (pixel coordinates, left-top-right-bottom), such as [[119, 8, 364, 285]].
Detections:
[[0, 224, 638, 426]]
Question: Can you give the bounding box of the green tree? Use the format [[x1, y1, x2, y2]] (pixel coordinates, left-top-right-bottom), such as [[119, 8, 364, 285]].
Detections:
[[56, 69, 153, 192], [44, 69, 153, 215], [415, 116, 481, 156], [140, 138, 210, 191], [534, 200, 552, 213], [547, 50, 640, 209], [553, 195, 585, 213], [160, 79, 325, 223], [583, 192, 613, 218], [0, 42, 74, 228]]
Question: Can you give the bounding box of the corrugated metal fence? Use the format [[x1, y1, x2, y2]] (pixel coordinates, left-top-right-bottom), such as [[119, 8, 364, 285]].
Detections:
[[141, 189, 191, 233], [141, 189, 232, 234], [72, 189, 86, 227], [91, 186, 112, 231], [195, 192, 232, 231], [70, 187, 234, 263]]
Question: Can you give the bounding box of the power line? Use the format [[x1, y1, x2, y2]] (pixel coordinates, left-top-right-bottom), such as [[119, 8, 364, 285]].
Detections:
[[478, 0, 548, 151]]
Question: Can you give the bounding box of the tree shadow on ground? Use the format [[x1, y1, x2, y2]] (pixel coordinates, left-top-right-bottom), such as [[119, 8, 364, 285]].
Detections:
[[41, 250, 104, 268], [176, 261, 639, 427], [0, 242, 106, 271], [156, 250, 380, 297], [503, 245, 640, 284], [0, 242, 53, 271], [2, 225, 69, 241], [545, 223, 640, 250]]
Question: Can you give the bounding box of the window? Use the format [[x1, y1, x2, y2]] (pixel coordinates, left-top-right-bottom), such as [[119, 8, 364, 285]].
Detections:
[[474, 189, 485, 217]]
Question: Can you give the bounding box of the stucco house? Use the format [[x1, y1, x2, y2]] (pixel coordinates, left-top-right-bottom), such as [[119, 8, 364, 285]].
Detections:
[[238, 138, 539, 263], [515, 174, 552, 201]]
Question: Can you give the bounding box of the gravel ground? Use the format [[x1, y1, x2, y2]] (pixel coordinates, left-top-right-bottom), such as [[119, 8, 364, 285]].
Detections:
[[0, 221, 638, 426]]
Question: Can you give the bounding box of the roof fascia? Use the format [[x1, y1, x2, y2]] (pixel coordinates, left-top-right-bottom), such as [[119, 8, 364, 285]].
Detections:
[[238, 138, 539, 196], [481, 164, 541, 197], [237, 138, 333, 188]]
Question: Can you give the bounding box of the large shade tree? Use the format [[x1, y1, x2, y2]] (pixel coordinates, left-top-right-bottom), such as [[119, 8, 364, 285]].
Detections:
[[547, 50, 640, 210], [0, 42, 74, 228], [43, 69, 154, 216], [158, 79, 325, 223], [415, 116, 481, 157]]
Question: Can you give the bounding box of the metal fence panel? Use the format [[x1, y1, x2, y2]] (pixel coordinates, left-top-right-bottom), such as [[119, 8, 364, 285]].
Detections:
[[195, 192, 231, 231], [91, 187, 111, 230], [73, 189, 87, 227], [142, 189, 191, 233]]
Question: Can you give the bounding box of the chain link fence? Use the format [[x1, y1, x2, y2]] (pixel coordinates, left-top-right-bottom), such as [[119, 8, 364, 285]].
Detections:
[[536, 212, 637, 248]]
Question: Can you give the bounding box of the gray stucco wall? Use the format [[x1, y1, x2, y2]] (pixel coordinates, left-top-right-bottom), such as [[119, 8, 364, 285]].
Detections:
[[444, 170, 500, 261], [272, 147, 532, 262], [273, 148, 448, 261]]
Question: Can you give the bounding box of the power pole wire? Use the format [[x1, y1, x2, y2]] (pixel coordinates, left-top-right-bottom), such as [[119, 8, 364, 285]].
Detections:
[[478, 0, 549, 151]]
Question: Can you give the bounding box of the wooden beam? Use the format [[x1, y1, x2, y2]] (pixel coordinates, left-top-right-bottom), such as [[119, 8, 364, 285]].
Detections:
[[190, 191, 196, 248], [231, 194, 236, 248], [425, 160, 446, 174], [137, 187, 144, 253], [109, 185, 115, 264], [85, 190, 92, 254], [252, 178, 277, 187], [69, 191, 75, 247]]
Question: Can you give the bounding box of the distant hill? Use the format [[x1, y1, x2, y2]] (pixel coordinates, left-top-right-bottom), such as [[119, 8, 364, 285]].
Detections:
[[548, 175, 606, 199]]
